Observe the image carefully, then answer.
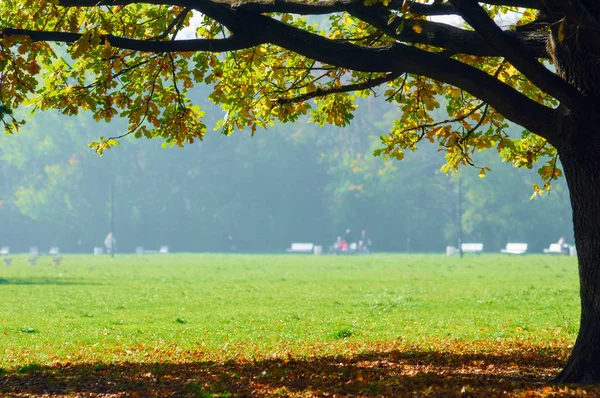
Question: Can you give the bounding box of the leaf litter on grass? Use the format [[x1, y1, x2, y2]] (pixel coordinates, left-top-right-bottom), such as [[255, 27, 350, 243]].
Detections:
[[1, 338, 599, 397]]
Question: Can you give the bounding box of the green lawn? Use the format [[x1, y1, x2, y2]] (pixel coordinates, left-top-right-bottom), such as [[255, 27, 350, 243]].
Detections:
[[0, 253, 579, 369]]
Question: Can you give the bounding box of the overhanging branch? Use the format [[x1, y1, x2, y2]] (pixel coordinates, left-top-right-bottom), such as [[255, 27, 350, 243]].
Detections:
[[450, 0, 587, 110], [220, 0, 544, 14], [250, 15, 556, 140], [276, 72, 401, 104], [5, 0, 559, 142], [56, 0, 543, 14], [1, 28, 261, 52], [57, 0, 375, 13], [348, 7, 549, 58]]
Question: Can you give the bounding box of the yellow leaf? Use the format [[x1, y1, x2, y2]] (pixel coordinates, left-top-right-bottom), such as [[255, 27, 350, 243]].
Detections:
[[101, 38, 113, 59], [412, 22, 422, 34], [72, 32, 91, 58], [113, 56, 122, 73]]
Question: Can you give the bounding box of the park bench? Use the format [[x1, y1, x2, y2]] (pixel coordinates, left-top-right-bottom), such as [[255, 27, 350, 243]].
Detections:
[[287, 243, 314, 254], [1, 246, 12, 266], [461, 243, 483, 254], [500, 242, 528, 255], [543, 243, 563, 254]]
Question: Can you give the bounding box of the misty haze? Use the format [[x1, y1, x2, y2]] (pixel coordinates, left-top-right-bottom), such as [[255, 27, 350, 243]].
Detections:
[[1, 92, 573, 255]]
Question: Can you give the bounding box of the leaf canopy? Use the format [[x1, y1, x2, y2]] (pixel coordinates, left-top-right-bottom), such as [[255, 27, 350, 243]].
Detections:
[[0, 0, 584, 192]]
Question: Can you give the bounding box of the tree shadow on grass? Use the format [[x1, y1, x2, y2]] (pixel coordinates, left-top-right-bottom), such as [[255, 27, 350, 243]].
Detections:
[[1, 349, 599, 397], [0, 277, 100, 286]]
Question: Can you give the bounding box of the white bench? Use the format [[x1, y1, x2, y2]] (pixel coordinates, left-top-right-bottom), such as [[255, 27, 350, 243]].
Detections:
[[1, 247, 11, 266], [287, 243, 314, 253], [461, 243, 483, 254], [501, 243, 528, 255], [543, 243, 563, 254]]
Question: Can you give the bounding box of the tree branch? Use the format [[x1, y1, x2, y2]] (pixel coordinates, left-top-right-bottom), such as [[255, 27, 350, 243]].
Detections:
[[248, 15, 556, 140], [57, 0, 543, 14], [406, 0, 545, 17], [53, 0, 552, 57], [57, 0, 371, 14], [450, 0, 587, 110], [348, 7, 549, 58], [397, 101, 487, 137], [53, 0, 551, 59], [222, 0, 544, 14], [276, 72, 401, 104], [1, 28, 261, 52], [547, 0, 600, 54], [150, 8, 191, 41]]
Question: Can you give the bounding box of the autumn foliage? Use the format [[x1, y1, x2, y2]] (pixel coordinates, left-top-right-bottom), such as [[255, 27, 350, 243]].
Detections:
[[2, 339, 600, 397], [0, 0, 566, 194]]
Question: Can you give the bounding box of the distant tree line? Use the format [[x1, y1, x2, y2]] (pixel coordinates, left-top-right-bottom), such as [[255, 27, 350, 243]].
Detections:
[[0, 94, 572, 254]]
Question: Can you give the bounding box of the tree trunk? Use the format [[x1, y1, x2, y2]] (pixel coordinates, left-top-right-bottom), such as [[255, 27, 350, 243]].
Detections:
[[554, 130, 600, 384]]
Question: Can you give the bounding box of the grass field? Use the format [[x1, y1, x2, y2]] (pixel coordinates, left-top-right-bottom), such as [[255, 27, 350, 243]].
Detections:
[[0, 253, 595, 396]]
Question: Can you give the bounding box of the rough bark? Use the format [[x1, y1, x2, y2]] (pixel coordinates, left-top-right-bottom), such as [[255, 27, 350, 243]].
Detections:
[[554, 110, 600, 384]]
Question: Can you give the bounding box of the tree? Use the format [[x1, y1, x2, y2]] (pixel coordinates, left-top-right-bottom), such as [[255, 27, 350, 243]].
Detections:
[[1, 108, 335, 252], [1, 0, 598, 383], [457, 150, 573, 252]]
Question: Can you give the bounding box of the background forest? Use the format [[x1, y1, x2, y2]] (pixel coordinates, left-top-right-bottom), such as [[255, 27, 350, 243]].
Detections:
[[0, 87, 573, 254]]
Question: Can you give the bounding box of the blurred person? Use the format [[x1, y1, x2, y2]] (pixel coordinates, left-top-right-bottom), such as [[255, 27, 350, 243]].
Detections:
[[329, 236, 348, 254], [344, 228, 354, 246], [104, 232, 116, 255], [558, 236, 568, 254], [359, 230, 372, 253]]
